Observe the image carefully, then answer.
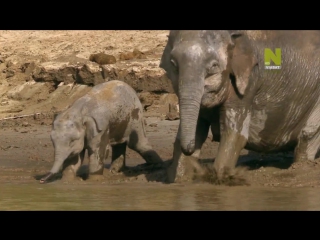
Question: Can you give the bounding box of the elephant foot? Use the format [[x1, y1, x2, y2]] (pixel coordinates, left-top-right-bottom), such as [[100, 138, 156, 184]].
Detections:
[[89, 166, 104, 175], [166, 157, 202, 183], [203, 165, 248, 186], [166, 163, 178, 183], [110, 158, 125, 174], [39, 172, 61, 184], [89, 161, 105, 175], [61, 170, 80, 182]]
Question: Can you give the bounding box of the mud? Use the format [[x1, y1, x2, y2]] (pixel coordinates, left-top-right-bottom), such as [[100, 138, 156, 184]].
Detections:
[[2, 116, 320, 189], [1, 31, 320, 210], [89, 53, 117, 65], [131, 108, 140, 120], [110, 117, 130, 142]]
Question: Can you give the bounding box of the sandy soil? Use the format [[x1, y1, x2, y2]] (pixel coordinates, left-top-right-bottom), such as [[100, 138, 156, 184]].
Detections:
[[1, 30, 320, 188]]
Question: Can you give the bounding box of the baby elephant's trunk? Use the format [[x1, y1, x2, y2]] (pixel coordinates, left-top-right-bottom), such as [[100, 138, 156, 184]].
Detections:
[[39, 172, 59, 184], [39, 150, 69, 184]]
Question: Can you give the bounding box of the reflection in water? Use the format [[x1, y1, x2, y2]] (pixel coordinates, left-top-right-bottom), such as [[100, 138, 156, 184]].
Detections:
[[0, 183, 319, 210]]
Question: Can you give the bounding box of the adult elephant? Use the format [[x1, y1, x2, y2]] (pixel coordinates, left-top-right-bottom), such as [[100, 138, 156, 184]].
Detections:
[[159, 30, 320, 183]]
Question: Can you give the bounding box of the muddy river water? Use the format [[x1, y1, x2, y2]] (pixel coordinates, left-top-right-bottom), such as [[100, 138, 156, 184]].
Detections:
[[1, 182, 320, 210]]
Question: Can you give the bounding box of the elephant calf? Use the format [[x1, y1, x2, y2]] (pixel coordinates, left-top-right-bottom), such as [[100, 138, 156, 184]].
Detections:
[[40, 80, 163, 184]]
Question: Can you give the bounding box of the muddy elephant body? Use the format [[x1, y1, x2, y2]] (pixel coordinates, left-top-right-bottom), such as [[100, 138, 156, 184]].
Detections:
[[160, 30, 320, 183], [40, 80, 162, 183]]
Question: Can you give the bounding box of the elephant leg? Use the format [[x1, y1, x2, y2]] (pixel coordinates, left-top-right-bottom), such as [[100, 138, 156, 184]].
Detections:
[[72, 149, 85, 174], [87, 130, 109, 175], [110, 142, 127, 173], [87, 148, 104, 175], [212, 108, 250, 180], [128, 120, 163, 164], [167, 118, 210, 183], [294, 108, 320, 162], [61, 149, 86, 181], [212, 130, 247, 180]]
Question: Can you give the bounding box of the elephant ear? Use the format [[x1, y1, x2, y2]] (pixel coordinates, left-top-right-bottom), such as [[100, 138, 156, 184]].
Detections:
[[228, 30, 258, 96], [159, 31, 180, 94], [82, 108, 108, 138], [159, 35, 172, 73]]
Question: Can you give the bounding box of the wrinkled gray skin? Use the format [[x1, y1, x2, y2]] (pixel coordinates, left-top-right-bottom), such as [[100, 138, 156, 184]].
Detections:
[[160, 30, 320, 183], [40, 80, 162, 184]]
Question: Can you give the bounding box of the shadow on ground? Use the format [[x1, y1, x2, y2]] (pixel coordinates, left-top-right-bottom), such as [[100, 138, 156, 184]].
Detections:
[[196, 151, 296, 186], [33, 151, 308, 185], [121, 160, 172, 182]]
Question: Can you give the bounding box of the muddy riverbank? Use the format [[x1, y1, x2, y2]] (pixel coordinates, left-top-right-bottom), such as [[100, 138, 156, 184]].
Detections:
[[1, 116, 320, 188]]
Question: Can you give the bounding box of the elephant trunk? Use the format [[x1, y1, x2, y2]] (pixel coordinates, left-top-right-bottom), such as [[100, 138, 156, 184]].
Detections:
[[50, 149, 70, 174], [179, 75, 204, 156], [40, 149, 70, 184]]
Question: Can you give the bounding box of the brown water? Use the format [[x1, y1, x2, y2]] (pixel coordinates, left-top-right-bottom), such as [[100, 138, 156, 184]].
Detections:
[[1, 182, 320, 210]]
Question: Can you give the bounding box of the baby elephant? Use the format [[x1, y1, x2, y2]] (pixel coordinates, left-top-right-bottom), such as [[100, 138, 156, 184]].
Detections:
[[40, 80, 163, 184]]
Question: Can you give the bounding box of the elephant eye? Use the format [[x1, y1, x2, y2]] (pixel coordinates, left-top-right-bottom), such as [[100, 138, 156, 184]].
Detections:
[[69, 139, 76, 146], [211, 62, 219, 68], [170, 59, 178, 68], [210, 60, 219, 68], [170, 58, 179, 73], [207, 61, 220, 75]]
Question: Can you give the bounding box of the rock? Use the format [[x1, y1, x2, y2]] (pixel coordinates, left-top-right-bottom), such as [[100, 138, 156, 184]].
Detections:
[[57, 66, 77, 84], [7, 81, 49, 101], [76, 62, 104, 85], [119, 48, 147, 61], [32, 62, 78, 84], [159, 93, 178, 106], [25, 75, 34, 82], [101, 60, 173, 93], [159, 93, 179, 116], [33, 113, 40, 120], [0, 100, 9, 106], [44, 84, 91, 107], [22, 121, 29, 127], [5, 69, 15, 78], [89, 53, 116, 65], [119, 52, 135, 60], [132, 48, 147, 59], [20, 62, 36, 75], [165, 103, 180, 121], [138, 92, 154, 110], [9, 58, 173, 96], [6, 60, 13, 68]]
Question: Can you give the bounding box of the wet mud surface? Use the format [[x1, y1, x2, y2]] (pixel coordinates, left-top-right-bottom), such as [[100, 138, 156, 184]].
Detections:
[[2, 116, 320, 188]]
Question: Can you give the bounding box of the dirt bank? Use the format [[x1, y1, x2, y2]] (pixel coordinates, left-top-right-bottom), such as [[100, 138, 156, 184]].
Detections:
[[1, 30, 320, 188], [0, 30, 176, 120]]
